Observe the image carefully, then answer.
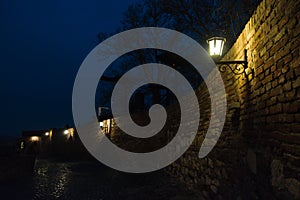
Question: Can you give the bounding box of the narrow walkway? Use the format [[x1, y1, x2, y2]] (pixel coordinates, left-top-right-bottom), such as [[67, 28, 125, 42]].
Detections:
[[0, 159, 202, 200]]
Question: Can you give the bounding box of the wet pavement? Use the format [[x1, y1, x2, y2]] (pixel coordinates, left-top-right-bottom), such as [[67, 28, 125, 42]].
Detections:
[[0, 159, 201, 200]]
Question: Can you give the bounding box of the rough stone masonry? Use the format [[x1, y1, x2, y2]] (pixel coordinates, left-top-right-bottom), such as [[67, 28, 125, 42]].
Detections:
[[107, 0, 300, 199]]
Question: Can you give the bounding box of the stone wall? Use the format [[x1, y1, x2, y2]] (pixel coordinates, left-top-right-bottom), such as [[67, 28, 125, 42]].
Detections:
[[225, 0, 300, 198], [107, 0, 300, 198], [166, 0, 300, 199]]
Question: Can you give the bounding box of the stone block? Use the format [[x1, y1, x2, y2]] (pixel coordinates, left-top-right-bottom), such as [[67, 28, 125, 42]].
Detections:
[[283, 82, 292, 91], [285, 178, 300, 199], [292, 76, 300, 88], [271, 159, 285, 189]]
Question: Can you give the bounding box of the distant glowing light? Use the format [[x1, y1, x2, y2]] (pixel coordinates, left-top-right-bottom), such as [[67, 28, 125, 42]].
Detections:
[[207, 37, 226, 56], [30, 136, 40, 142], [20, 141, 25, 149], [45, 132, 49, 136], [64, 128, 75, 140], [100, 122, 104, 127]]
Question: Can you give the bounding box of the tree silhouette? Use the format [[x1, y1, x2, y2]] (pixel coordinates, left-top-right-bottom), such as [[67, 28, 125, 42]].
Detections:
[[95, 0, 261, 112]]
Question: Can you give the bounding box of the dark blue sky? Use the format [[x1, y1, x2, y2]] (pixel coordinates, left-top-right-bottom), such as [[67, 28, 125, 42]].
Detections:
[[0, 0, 136, 136]]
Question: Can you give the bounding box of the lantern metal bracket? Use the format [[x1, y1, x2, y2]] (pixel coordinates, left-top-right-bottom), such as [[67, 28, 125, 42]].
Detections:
[[215, 49, 248, 75]]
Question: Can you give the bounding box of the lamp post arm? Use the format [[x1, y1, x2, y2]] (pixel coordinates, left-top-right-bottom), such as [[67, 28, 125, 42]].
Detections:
[[215, 49, 248, 75]]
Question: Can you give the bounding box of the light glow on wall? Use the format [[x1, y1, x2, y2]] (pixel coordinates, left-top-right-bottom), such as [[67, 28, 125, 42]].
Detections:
[[30, 136, 40, 142]]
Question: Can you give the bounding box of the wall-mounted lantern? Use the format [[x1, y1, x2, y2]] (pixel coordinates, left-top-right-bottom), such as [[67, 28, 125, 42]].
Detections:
[[207, 37, 248, 75], [207, 37, 226, 56], [64, 128, 74, 140], [99, 121, 104, 128], [45, 130, 52, 140], [63, 129, 69, 135]]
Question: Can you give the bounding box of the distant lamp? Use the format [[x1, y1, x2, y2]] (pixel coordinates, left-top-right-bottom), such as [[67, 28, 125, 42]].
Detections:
[[65, 128, 74, 140], [207, 36, 248, 75], [20, 141, 25, 149], [45, 132, 49, 136], [99, 122, 104, 127], [207, 37, 226, 56]]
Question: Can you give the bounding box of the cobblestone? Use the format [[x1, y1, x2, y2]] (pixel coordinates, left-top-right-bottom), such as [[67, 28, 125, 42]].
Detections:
[[0, 159, 203, 200]]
